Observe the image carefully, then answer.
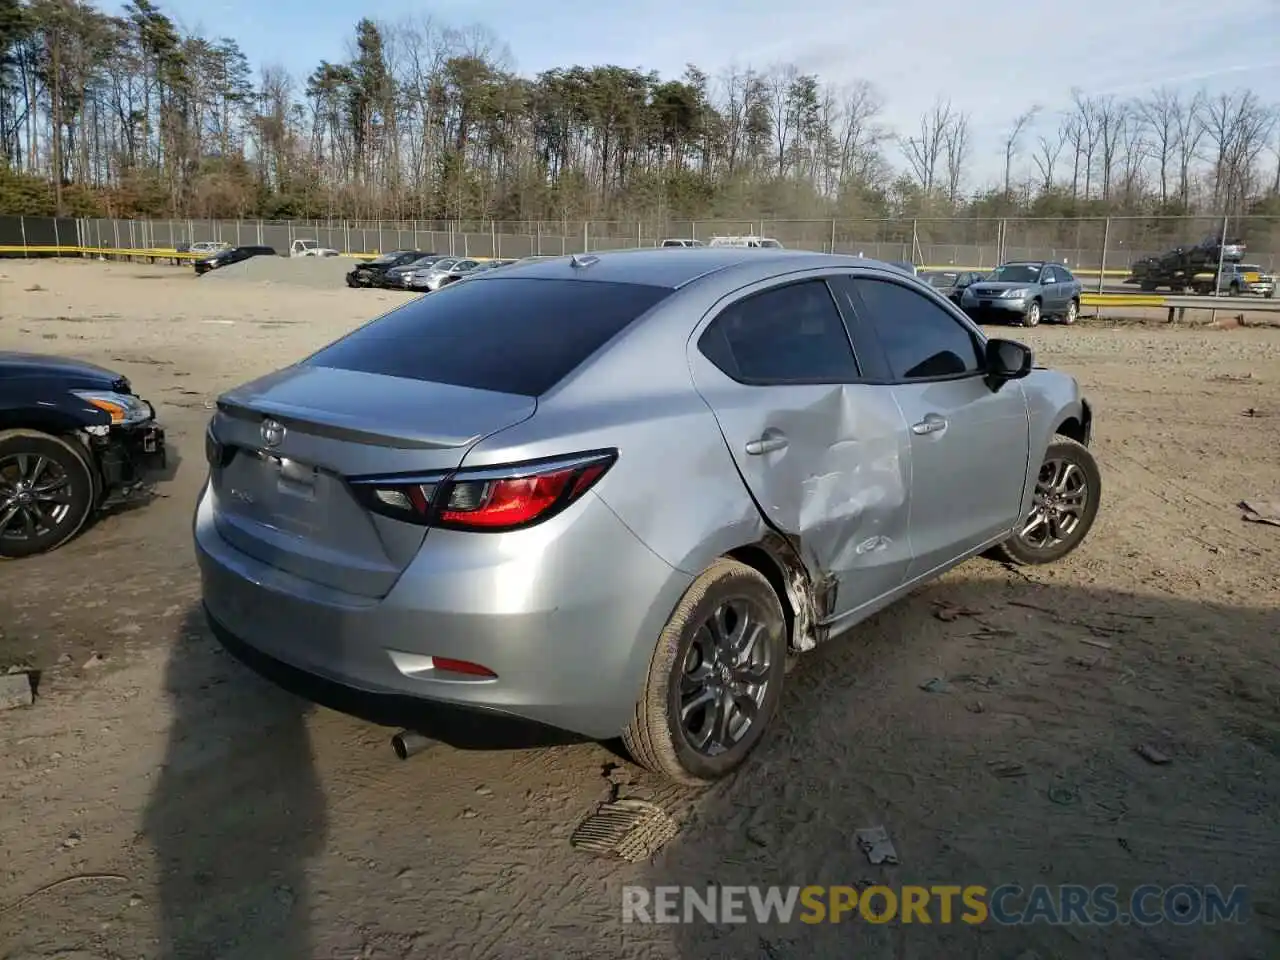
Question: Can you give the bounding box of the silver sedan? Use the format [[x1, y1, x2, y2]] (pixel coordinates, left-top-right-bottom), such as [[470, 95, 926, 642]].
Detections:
[[196, 249, 1101, 784]]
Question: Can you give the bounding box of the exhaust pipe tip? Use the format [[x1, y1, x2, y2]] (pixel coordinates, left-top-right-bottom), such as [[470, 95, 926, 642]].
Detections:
[[391, 730, 433, 760]]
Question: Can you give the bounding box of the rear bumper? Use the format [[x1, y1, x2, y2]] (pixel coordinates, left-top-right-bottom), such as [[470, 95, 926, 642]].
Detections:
[[193, 485, 693, 740]]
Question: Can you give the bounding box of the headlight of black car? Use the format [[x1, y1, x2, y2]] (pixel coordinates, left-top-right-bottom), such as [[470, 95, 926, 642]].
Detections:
[[72, 390, 154, 425]]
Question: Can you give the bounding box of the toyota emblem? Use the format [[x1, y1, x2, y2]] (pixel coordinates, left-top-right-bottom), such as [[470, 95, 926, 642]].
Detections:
[[260, 418, 286, 448]]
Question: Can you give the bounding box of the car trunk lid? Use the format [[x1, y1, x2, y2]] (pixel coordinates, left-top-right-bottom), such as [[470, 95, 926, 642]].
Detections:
[[208, 365, 536, 598]]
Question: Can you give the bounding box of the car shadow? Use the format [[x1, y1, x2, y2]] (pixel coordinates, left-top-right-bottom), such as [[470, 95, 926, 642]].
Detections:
[[637, 579, 1280, 960], [211, 613, 588, 752], [141, 605, 326, 960]]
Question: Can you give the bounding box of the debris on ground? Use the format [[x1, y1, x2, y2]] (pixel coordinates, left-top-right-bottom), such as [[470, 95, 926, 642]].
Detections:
[[1078, 637, 1113, 650], [933, 600, 982, 622], [82, 653, 107, 669], [0, 672, 34, 710], [1239, 499, 1280, 527], [1208, 372, 1254, 383], [1047, 786, 1077, 805], [854, 826, 900, 865], [570, 799, 679, 863], [988, 761, 1027, 779], [1136, 744, 1172, 765], [919, 677, 950, 694]]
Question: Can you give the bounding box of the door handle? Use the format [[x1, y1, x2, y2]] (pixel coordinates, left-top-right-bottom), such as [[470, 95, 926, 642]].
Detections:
[[911, 415, 948, 436], [745, 435, 789, 455]]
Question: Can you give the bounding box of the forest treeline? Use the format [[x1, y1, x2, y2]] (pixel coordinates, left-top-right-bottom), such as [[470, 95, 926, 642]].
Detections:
[[1, 0, 1279, 223]]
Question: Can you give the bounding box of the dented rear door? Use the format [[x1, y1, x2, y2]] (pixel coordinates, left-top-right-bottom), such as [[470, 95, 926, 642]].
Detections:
[[688, 276, 914, 618]]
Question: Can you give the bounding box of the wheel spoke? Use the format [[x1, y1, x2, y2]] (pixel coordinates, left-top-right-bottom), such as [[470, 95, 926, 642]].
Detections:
[[710, 689, 733, 751], [680, 688, 715, 724], [18, 506, 37, 538], [1021, 510, 1048, 538], [728, 620, 763, 665], [1052, 462, 1081, 494], [0, 505, 18, 535], [26, 455, 49, 485], [733, 660, 770, 686]]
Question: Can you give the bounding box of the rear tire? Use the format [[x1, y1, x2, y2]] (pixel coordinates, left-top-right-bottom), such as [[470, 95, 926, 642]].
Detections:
[[992, 437, 1101, 567], [1060, 299, 1079, 325], [623, 558, 787, 785], [0, 430, 96, 559]]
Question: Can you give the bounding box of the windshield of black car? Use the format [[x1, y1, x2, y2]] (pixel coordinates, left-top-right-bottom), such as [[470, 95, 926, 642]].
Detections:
[[925, 272, 957, 287], [987, 265, 1042, 284]]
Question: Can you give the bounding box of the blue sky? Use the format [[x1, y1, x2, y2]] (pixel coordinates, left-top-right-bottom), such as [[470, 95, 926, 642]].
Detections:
[[102, 0, 1280, 184]]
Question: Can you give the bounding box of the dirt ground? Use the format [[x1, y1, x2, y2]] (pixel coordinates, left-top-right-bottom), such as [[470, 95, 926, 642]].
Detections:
[[1, 258, 1278, 960]]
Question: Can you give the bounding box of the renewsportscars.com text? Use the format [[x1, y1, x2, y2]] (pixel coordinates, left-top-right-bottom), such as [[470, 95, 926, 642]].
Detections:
[[621, 884, 1248, 926]]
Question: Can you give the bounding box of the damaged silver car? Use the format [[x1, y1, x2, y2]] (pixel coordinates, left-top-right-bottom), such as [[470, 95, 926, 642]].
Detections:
[[196, 248, 1100, 785]]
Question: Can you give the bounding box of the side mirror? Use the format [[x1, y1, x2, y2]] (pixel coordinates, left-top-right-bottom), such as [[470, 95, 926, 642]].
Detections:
[[985, 338, 1033, 388]]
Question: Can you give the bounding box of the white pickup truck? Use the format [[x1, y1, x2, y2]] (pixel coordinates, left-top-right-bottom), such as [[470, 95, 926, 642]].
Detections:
[[290, 239, 339, 257]]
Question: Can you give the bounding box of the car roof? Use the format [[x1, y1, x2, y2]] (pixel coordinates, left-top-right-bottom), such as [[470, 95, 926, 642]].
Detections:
[[465, 247, 883, 290], [1001, 260, 1047, 267]]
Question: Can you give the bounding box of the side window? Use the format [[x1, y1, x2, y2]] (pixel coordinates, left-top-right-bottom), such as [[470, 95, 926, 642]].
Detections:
[[850, 278, 984, 381], [1052, 266, 1072, 283], [1039, 265, 1056, 283], [699, 280, 860, 384]]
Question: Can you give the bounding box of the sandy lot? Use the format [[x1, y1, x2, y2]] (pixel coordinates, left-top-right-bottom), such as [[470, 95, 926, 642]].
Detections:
[[1, 259, 1278, 960]]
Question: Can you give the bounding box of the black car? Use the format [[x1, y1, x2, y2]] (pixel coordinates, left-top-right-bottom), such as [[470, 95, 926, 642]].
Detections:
[[346, 251, 435, 288], [0, 353, 167, 558], [193, 245, 277, 276], [922, 269, 987, 304]]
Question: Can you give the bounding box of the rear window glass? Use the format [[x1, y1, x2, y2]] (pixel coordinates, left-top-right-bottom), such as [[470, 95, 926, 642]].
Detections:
[[305, 277, 671, 396]]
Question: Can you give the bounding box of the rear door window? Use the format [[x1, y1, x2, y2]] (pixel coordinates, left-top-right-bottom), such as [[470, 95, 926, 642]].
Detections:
[[698, 279, 860, 383], [306, 278, 670, 397]]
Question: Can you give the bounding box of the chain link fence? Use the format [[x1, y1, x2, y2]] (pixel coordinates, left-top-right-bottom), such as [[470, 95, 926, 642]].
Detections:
[[1, 214, 1277, 273]]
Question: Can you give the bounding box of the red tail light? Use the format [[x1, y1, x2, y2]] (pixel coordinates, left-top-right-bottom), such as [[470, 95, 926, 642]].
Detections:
[[350, 450, 616, 532]]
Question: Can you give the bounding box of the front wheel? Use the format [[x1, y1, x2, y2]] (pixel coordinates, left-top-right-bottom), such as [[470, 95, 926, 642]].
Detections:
[[623, 558, 787, 785], [993, 437, 1101, 566], [1022, 300, 1041, 327], [0, 430, 96, 559]]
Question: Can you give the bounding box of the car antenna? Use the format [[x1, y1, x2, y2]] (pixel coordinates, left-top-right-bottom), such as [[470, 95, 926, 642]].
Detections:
[[570, 253, 599, 269]]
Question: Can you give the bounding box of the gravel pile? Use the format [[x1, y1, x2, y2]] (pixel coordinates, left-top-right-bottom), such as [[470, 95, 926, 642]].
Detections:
[[202, 254, 357, 289]]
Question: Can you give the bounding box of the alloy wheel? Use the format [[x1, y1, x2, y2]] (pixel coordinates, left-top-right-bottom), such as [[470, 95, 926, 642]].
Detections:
[[678, 599, 774, 757], [0, 453, 76, 543], [1018, 456, 1089, 551]]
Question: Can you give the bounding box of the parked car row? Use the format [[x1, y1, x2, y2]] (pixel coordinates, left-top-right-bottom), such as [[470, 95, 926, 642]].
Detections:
[[346, 251, 523, 290], [915, 262, 1083, 327]]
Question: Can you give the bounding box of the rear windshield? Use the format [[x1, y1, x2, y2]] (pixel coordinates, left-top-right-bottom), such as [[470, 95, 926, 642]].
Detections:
[[305, 277, 671, 396]]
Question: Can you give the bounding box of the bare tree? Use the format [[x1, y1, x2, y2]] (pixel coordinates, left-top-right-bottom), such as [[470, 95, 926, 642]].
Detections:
[[1068, 89, 1100, 198], [1199, 89, 1275, 213], [1173, 90, 1206, 207], [942, 110, 970, 204], [1002, 106, 1039, 194], [834, 79, 887, 186], [1093, 96, 1127, 201], [1136, 87, 1182, 205], [1032, 123, 1066, 192], [765, 62, 799, 178], [900, 96, 953, 194], [1117, 107, 1149, 205]]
